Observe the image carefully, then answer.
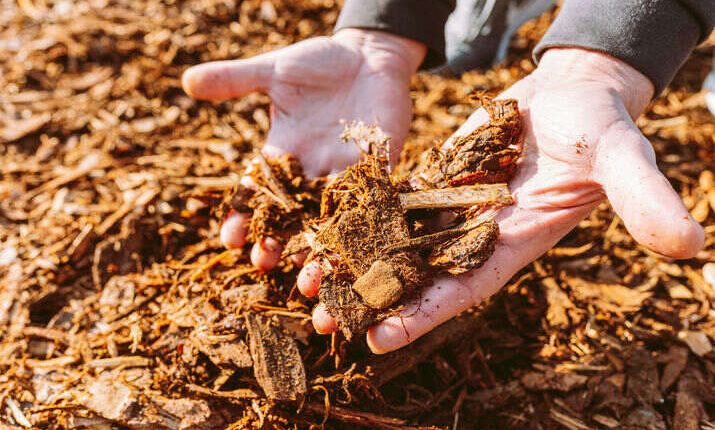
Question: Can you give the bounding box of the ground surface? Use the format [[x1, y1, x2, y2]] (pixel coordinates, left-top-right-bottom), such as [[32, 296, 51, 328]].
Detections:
[[0, 0, 714, 429]]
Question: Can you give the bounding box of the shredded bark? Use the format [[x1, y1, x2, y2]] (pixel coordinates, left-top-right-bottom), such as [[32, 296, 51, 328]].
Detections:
[[1, 2, 713, 429]]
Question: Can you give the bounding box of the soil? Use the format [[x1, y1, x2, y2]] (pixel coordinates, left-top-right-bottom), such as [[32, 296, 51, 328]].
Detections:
[[0, 1, 714, 429]]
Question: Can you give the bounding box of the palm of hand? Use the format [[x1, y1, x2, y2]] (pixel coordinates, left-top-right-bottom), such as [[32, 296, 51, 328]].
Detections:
[[265, 37, 413, 176], [183, 34, 415, 177]]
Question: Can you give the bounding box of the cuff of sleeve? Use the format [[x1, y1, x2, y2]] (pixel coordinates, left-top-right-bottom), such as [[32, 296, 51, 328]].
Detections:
[[533, 0, 701, 96], [335, 0, 454, 69]]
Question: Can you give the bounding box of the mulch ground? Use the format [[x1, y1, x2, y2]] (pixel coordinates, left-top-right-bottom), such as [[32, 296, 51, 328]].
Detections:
[[1, 1, 714, 429]]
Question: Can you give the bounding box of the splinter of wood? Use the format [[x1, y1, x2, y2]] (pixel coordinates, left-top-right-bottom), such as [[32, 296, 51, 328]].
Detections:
[[398, 183, 513, 210]]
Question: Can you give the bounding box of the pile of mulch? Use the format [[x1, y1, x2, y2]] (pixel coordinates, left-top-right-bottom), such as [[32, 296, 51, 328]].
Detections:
[[0, 0, 713, 429]]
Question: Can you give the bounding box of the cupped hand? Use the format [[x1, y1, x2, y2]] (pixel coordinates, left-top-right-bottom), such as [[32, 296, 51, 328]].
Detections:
[[299, 48, 705, 352], [182, 29, 426, 269]]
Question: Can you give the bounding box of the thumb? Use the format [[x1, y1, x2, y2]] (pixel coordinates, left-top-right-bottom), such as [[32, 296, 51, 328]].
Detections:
[[595, 123, 704, 259], [182, 56, 274, 101]]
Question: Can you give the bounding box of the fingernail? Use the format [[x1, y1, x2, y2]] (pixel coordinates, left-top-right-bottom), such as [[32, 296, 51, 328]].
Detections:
[[367, 319, 410, 354], [220, 212, 249, 248], [260, 237, 280, 252]]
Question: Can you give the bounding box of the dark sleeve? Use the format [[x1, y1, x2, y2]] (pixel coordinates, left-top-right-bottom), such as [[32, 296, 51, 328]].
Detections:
[[534, 0, 715, 96], [334, 0, 456, 69]]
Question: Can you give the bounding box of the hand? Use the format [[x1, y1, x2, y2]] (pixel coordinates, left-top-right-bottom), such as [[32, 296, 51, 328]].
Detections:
[[182, 29, 426, 269], [298, 48, 705, 353]]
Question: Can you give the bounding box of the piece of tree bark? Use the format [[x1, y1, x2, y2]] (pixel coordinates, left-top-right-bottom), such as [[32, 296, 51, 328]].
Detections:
[[303, 402, 440, 430], [428, 219, 499, 274], [78, 376, 222, 430], [245, 313, 307, 401], [674, 366, 705, 430]]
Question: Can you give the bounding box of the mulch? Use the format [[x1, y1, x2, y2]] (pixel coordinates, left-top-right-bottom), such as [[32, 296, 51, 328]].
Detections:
[[0, 0, 713, 429]]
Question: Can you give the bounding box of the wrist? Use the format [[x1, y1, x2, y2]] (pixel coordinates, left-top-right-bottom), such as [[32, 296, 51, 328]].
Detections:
[[333, 28, 427, 76], [536, 48, 654, 118]]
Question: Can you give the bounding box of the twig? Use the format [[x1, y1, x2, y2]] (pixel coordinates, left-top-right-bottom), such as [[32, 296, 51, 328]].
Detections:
[[22, 152, 109, 201], [23, 356, 79, 369], [6, 398, 32, 428], [96, 188, 159, 236], [189, 249, 233, 282], [303, 402, 440, 430], [184, 383, 260, 399], [22, 326, 70, 345], [85, 356, 151, 369], [549, 408, 593, 430], [314, 312, 486, 388], [175, 175, 240, 189], [106, 288, 164, 323]]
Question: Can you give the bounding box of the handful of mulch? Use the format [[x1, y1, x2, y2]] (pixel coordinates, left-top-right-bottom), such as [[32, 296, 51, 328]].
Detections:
[[227, 95, 522, 340]]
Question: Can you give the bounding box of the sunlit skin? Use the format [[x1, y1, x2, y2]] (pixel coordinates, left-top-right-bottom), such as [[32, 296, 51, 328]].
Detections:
[[183, 30, 704, 354]]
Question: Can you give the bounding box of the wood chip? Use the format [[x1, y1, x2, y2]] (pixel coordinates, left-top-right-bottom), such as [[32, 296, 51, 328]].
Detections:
[[0, 113, 51, 143], [397, 183, 512, 209], [674, 368, 705, 430], [86, 356, 152, 369], [245, 313, 306, 401], [703, 262, 715, 289], [78, 377, 219, 430], [6, 398, 32, 428], [677, 330, 713, 356]]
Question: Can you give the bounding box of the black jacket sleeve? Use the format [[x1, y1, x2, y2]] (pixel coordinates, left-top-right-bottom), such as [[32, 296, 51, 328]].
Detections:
[[533, 0, 715, 95], [336, 0, 714, 95], [334, 0, 456, 69]]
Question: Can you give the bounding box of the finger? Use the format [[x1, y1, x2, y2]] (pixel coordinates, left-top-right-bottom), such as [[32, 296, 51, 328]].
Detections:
[[182, 57, 274, 101], [312, 303, 338, 334], [297, 260, 323, 297], [595, 124, 705, 258], [220, 212, 251, 249], [250, 237, 283, 271]]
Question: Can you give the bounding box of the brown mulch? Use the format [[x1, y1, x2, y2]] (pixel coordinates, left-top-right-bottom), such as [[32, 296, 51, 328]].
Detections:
[[0, 0, 714, 429]]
